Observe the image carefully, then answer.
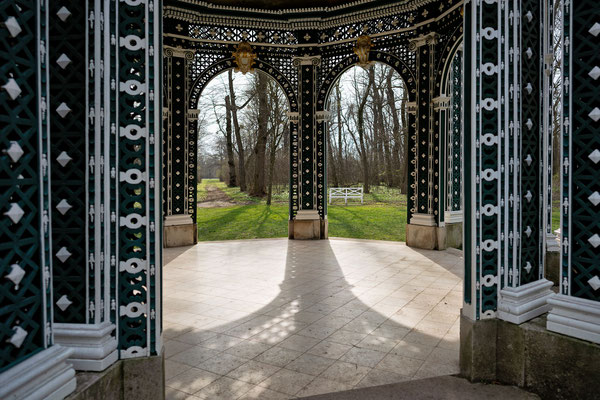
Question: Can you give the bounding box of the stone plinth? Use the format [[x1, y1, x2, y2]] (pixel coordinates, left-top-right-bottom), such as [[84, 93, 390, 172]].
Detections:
[[446, 222, 463, 249], [460, 313, 600, 400], [66, 352, 164, 400], [164, 214, 197, 247], [406, 213, 448, 250], [290, 210, 322, 239]]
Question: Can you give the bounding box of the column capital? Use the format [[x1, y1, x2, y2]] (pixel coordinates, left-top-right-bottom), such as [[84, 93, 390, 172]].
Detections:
[[409, 33, 438, 50], [164, 46, 194, 60], [316, 110, 330, 122], [406, 101, 417, 115], [187, 109, 201, 121], [433, 96, 451, 111], [286, 111, 299, 122], [293, 55, 321, 67]]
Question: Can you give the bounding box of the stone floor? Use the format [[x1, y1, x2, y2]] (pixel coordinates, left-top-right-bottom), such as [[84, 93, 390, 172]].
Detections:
[[163, 238, 463, 399]]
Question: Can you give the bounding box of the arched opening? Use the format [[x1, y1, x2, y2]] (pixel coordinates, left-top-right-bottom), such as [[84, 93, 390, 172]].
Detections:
[[324, 63, 410, 241], [192, 68, 292, 241], [437, 46, 464, 249]]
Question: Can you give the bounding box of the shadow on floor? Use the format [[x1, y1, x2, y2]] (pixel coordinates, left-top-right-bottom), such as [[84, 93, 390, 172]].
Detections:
[[162, 238, 462, 399]]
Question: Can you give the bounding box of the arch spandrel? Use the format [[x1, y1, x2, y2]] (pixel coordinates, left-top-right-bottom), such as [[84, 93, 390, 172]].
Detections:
[[187, 57, 298, 112], [317, 50, 417, 110]]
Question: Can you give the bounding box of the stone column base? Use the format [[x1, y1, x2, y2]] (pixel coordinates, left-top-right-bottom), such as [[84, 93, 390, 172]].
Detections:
[[54, 322, 118, 371], [497, 279, 554, 324], [445, 222, 463, 249], [406, 224, 446, 250], [547, 294, 600, 344], [164, 214, 197, 247], [0, 345, 76, 400], [66, 351, 165, 400], [289, 210, 324, 239], [460, 313, 600, 399]]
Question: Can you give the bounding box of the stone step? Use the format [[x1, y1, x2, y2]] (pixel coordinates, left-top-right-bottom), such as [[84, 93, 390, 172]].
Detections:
[[297, 375, 539, 400]]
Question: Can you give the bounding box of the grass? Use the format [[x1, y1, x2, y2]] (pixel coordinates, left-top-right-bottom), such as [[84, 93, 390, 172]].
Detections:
[[196, 179, 407, 242], [196, 203, 407, 242], [197, 204, 289, 240]]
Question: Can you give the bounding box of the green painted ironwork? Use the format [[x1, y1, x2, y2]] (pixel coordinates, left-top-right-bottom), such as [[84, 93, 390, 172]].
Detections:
[[564, 0, 600, 301], [49, 0, 87, 324], [117, 0, 161, 356], [449, 50, 462, 213], [519, 0, 543, 285], [0, 0, 49, 372]]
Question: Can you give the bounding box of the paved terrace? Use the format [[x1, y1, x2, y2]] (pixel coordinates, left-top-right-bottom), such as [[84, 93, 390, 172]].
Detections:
[[163, 238, 463, 399]]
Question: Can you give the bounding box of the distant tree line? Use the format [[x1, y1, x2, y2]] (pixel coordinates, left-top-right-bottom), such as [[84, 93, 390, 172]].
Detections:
[[196, 63, 409, 202], [327, 64, 408, 194]]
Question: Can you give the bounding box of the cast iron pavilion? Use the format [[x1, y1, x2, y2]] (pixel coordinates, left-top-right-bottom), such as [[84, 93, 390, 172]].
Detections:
[[0, 0, 599, 398]]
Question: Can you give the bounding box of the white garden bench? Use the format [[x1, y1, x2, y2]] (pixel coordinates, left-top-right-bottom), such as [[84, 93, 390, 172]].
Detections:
[[329, 187, 364, 205]]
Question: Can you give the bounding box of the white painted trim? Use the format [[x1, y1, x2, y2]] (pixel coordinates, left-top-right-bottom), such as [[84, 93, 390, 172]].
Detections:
[[547, 294, 600, 344], [0, 346, 76, 400], [154, 0, 164, 356], [498, 279, 554, 324], [446, 210, 463, 224], [54, 322, 118, 371], [164, 214, 194, 226], [410, 213, 436, 226], [294, 209, 321, 220]]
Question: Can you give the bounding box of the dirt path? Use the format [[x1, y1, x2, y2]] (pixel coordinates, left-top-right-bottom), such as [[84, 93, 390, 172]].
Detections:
[[197, 185, 238, 208]]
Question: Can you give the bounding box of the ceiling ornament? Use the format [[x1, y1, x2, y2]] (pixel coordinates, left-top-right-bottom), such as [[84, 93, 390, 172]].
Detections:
[[232, 42, 257, 74], [354, 35, 373, 68]]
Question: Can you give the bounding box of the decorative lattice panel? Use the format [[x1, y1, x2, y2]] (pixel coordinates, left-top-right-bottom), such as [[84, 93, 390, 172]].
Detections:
[[0, 0, 48, 372], [519, 0, 543, 285], [48, 0, 87, 324], [117, 0, 161, 357], [475, 0, 501, 318], [449, 50, 462, 212], [565, 0, 600, 301]]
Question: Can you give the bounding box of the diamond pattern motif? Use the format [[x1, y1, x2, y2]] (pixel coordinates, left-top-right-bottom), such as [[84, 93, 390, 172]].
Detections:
[[1, 0, 46, 369], [6, 141, 24, 163], [588, 234, 600, 248], [49, 0, 87, 324], [56, 54, 71, 69], [2, 78, 22, 100], [4, 16, 22, 37], [4, 203, 24, 224], [589, 192, 600, 206], [5, 264, 25, 289]]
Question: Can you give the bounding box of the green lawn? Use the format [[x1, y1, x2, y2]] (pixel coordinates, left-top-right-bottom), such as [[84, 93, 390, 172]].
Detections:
[[197, 203, 407, 242], [196, 179, 407, 242]]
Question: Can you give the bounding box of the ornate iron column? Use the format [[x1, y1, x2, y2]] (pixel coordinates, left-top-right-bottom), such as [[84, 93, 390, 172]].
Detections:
[[463, 0, 553, 322], [406, 33, 444, 250], [163, 47, 197, 247], [115, 0, 163, 359], [50, 0, 118, 372], [546, 0, 600, 344], [0, 1, 76, 398], [290, 54, 324, 239], [441, 49, 464, 249]]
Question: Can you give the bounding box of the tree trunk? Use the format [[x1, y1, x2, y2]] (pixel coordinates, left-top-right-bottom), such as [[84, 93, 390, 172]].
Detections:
[[336, 84, 344, 186], [224, 96, 237, 187], [266, 134, 277, 205], [251, 73, 269, 196], [357, 79, 372, 194], [386, 69, 403, 188], [228, 70, 247, 191]]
